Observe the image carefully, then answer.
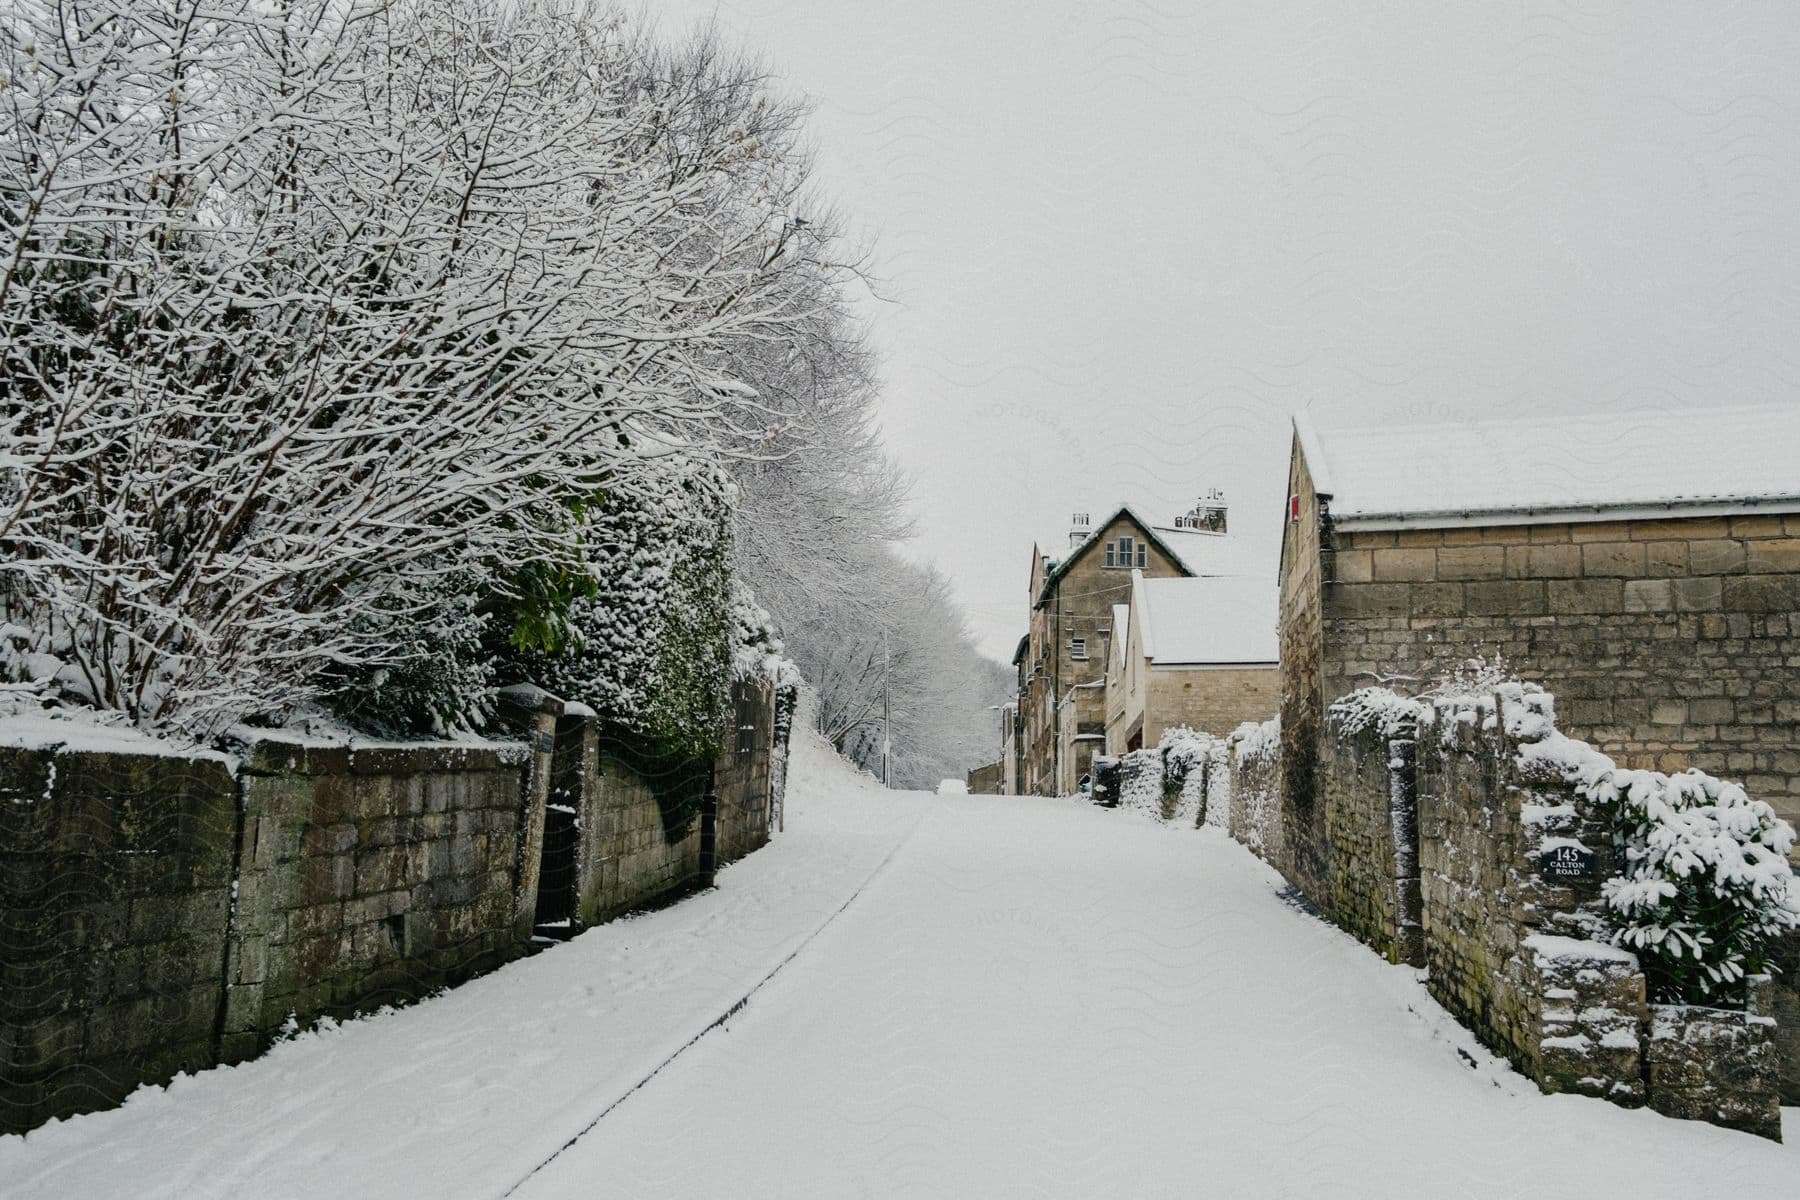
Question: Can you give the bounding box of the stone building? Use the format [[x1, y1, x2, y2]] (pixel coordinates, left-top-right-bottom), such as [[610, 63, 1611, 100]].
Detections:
[[1104, 571, 1278, 753], [1281, 405, 1800, 877], [1013, 495, 1239, 795]]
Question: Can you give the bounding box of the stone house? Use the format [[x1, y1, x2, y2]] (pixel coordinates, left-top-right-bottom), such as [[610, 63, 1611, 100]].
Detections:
[[1104, 570, 1278, 754], [1014, 496, 1238, 795], [1281, 405, 1800, 884]]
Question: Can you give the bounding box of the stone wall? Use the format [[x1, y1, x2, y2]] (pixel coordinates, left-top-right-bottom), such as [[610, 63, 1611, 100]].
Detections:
[[0, 742, 237, 1133], [1412, 703, 1639, 1102], [716, 680, 776, 865], [966, 762, 1004, 794], [0, 732, 536, 1135], [1770, 930, 1800, 1104], [1278, 438, 1330, 904], [1225, 722, 1283, 864], [581, 743, 706, 925], [537, 681, 783, 930], [1319, 513, 1800, 854], [1319, 724, 1422, 966], [1, 681, 790, 1135], [1143, 665, 1279, 745], [1223, 683, 1787, 1137], [220, 737, 534, 1062]]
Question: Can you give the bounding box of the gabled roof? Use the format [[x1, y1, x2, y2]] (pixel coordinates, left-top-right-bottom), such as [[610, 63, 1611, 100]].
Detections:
[[1294, 404, 1800, 529], [1131, 571, 1278, 665], [1036, 504, 1240, 605]]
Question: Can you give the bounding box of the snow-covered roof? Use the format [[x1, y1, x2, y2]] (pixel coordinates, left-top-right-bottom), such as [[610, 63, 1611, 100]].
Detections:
[[1036, 504, 1249, 600], [1131, 572, 1279, 666], [1296, 405, 1800, 528]]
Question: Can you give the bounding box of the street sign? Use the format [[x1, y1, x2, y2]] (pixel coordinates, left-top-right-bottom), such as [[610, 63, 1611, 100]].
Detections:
[[1541, 844, 1596, 879]]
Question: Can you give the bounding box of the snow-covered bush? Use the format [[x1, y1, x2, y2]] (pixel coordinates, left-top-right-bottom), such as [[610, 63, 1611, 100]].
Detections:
[[321, 577, 497, 738], [1495, 687, 1800, 1005], [1415, 682, 1800, 1006], [502, 459, 736, 763]]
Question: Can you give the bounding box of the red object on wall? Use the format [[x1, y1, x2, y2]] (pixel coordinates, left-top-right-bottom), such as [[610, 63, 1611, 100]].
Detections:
[[1289, 494, 1301, 522]]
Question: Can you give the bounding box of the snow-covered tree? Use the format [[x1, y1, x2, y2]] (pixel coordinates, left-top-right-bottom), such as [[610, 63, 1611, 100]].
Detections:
[[0, 1, 854, 734]]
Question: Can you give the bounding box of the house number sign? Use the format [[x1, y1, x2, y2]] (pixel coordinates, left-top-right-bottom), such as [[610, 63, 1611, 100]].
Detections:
[[1542, 844, 1596, 879]]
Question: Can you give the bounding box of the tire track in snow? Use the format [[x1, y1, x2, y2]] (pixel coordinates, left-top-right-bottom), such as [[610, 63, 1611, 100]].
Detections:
[[496, 796, 942, 1198]]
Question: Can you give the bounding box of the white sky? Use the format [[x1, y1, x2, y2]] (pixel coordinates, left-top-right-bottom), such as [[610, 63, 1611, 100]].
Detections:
[[651, 2, 1800, 662]]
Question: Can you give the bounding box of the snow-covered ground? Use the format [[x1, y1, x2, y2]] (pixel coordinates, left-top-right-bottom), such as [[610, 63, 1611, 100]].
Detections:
[[3, 730, 1794, 1199]]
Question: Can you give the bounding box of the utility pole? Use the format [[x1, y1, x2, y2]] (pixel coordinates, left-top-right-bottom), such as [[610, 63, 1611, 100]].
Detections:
[[881, 626, 891, 787]]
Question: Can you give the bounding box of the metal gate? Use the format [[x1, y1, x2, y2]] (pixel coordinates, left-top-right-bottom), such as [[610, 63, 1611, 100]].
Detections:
[[533, 729, 582, 940]]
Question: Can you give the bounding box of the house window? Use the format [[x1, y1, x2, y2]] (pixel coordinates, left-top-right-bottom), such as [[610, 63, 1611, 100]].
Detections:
[[1136, 543, 1147, 568], [1104, 543, 1115, 567], [1071, 638, 1087, 659]]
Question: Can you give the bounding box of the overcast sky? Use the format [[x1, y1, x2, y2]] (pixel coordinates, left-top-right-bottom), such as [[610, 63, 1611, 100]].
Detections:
[[652, 2, 1800, 662]]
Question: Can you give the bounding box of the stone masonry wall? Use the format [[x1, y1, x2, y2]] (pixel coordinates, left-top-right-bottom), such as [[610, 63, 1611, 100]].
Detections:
[[716, 680, 776, 866], [0, 743, 237, 1133], [1226, 729, 1283, 865], [221, 737, 534, 1063], [1279, 437, 1330, 907], [1413, 708, 1640, 1102], [580, 744, 706, 926], [1319, 727, 1422, 966], [1321, 513, 1800, 854], [2, 684, 789, 1135], [1144, 665, 1279, 745], [1769, 930, 1800, 1104], [0, 732, 536, 1135]]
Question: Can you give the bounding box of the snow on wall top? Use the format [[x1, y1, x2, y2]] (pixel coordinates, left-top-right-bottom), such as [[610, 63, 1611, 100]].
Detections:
[[1132, 572, 1279, 665], [1295, 404, 1800, 527]]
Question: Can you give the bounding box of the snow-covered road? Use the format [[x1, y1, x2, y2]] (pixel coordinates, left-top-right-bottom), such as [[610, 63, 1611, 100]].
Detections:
[[4, 730, 1794, 1198]]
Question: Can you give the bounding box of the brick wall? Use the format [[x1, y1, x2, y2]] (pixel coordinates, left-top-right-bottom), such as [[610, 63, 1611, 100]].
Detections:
[[0, 743, 237, 1132], [1320, 513, 1800, 852]]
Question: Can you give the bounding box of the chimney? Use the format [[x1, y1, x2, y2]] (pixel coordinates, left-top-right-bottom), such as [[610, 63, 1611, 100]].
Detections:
[[1069, 511, 1091, 548], [1181, 488, 1228, 534]]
